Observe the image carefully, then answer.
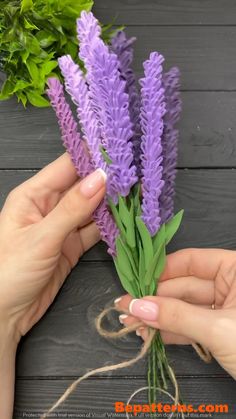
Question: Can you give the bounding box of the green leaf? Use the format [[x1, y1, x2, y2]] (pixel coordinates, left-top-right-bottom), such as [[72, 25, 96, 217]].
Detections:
[[36, 30, 57, 48], [143, 243, 165, 294], [116, 236, 138, 279], [40, 60, 58, 77], [26, 90, 49, 107], [100, 146, 112, 165], [16, 91, 27, 107], [26, 59, 39, 85], [138, 241, 146, 296], [118, 196, 136, 248], [153, 224, 165, 254], [20, 0, 33, 14], [108, 198, 126, 238], [135, 216, 153, 271], [23, 17, 39, 30], [165, 209, 184, 245], [13, 79, 31, 93], [114, 259, 138, 297], [0, 78, 14, 99]]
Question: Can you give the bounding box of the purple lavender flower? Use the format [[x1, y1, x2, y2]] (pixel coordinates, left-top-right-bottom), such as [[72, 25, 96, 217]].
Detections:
[[46, 77, 92, 178], [58, 55, 105, 171], [47, 77, 118, 255], [139, 52, 166, 236], [111, 31, 142, 174], [77, 11, 138, 203], [160, 67, 182, 224]]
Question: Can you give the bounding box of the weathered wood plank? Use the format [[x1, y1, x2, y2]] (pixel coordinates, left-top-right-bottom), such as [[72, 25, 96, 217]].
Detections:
[[0, 92, 236, 169], [94, 0, 236, 25], [15, 260, 227, 378], [14, 377, 236, 418], [124, 26, 236, 90]]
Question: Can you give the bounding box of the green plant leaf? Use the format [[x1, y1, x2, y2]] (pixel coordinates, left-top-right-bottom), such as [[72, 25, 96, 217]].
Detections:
[[108, 198, 126, 238], [26, 58, 40, 85], [114, 258, 138, 297], [40, 60, 58, 77], [135, 216, 153, 271], [144, 243, 165, 294], [36, 30, 57, 48], [21, 0, 33, 14], [153, 224, 165, 254], [118, 196, 136, 248], [100, 146, 112, 165], [138, 241, 146, 296], [116, 236, 138, 279], [165, 209, 184, 245], [13, 79, 31, 93], [26, 90, 49, 107], [0, 78, 14, 99]]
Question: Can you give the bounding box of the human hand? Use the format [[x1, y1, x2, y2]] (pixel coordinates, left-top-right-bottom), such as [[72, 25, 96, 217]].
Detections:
[[0, 152, 106, 342], [115, 248, 236, 379]]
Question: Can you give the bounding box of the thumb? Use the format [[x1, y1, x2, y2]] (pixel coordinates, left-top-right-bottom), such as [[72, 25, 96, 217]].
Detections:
[[128, 296, 217, 349], [38, 169, 107, 246]]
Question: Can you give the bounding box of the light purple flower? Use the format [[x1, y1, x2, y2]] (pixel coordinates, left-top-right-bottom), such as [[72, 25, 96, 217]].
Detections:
[[58, 55, 105, 171], [139, 52, 166, 236], [160, 67, 182, 224], [77, 11, 138, 203], [111, 31, 142, 174], [46, 77, 118, 255]]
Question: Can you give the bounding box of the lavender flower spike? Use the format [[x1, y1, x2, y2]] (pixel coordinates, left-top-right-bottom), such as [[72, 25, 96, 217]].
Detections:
[[140, 52, 166, 236], [47, 77, 92, 178], [47, 77, 118, 255], [111, 31, 142, 174], [77, 11, 138, 203], [160, 67, 182, 224], [58, 55, 105, 171]]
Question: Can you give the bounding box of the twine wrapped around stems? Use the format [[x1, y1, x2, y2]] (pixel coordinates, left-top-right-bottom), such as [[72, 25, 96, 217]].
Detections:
[[40, 305, 212, 419]]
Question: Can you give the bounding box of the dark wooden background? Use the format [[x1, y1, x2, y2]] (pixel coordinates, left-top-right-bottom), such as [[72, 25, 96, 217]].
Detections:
[[0, 0, 235, 417]]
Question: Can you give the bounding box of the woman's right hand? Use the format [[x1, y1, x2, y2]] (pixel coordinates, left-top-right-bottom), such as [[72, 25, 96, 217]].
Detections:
[[115, 248, 236, 379]]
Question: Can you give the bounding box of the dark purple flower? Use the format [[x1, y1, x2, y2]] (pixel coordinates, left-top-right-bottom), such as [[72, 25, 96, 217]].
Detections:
[[139, 52, 166, 236], [111, 31, 142, 174], [46, 77, 118, 255], [46, 77, 92, 178], [77, 11, 138, 203], [58, 55, 105, 171], [160, 67, 182, 224]]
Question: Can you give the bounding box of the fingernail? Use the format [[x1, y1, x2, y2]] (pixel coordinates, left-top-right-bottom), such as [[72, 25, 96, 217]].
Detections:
[[114, 297, 122, 305], [79, 169, 107, 198], [129, 299, 159, 321], [136, 327, 144, 337], [119, 314, 128, 324]]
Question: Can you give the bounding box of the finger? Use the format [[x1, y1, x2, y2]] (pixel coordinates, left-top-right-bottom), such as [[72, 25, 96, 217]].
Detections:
[[127, 296, 218, 348], [118, 313, 190, 344], [25, 152, 78, 193], [160, 248, 233, 282], [36, 169, 106, 248], [158, 276, 215, 305], [61, 222, 100, 267]]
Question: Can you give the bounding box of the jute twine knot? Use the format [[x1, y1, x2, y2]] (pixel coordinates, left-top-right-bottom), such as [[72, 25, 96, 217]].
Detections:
[[40, 305, 212, 419]]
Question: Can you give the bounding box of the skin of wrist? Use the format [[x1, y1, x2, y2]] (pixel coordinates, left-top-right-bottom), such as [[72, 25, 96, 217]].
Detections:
[[0, 312, 21, 350]]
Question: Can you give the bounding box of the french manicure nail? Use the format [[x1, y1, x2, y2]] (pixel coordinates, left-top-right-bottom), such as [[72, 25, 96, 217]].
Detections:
[[119, 314, 128, 324], [114, 297, 122, 305], [79, 169, 107, 198], [129, 299, 159, 321]]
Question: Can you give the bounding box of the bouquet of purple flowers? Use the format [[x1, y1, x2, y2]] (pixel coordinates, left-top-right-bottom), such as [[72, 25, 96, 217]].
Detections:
[[47, 10, 182, 409]]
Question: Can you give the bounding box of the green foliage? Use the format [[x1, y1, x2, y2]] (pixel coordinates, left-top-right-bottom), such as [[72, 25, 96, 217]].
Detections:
[[0, 0, 116, 107], [111, 188, 184, 298]]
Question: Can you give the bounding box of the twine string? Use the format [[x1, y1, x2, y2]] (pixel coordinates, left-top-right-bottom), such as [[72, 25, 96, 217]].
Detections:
[[41, 305, 212, 419]]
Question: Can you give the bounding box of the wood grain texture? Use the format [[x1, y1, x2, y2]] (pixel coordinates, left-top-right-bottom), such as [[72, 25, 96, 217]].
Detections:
[[94, 0, 236, 25], [0, 92, 236, 169], [124, 26, 236, 90], [14, 377, 236, 418]]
